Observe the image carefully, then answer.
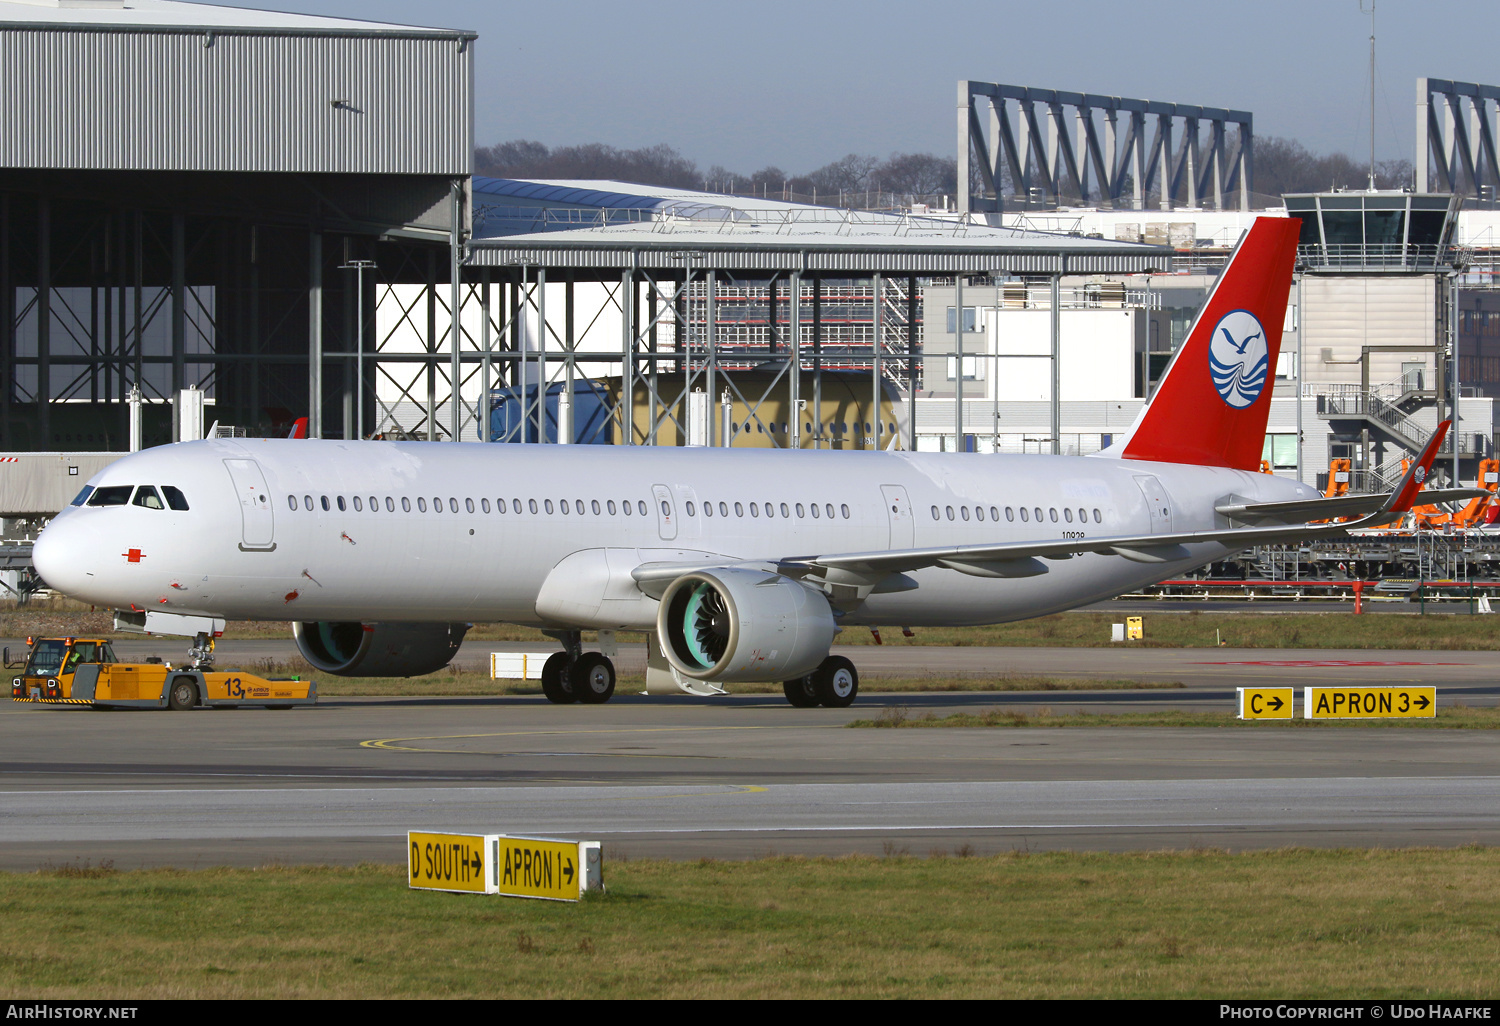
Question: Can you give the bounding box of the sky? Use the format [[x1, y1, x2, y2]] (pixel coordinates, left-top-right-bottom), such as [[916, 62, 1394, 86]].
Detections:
[[225, 0, 1500, 175]]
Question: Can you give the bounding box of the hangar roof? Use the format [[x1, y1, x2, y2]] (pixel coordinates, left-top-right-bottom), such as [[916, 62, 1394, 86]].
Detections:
[[0, 0, 471, 36]]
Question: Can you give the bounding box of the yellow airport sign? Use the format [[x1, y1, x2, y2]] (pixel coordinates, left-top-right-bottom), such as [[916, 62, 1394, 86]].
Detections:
[[497, 836, 602, 902], [1237, 687, 1294, 719], [1126, 616, 1143, 640], [1302, 686, 1437, 720], [409, 831, 496, 894]]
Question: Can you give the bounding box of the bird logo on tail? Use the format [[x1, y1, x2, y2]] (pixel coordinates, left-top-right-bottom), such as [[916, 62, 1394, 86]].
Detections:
[[1207, 309, 1269, 409]]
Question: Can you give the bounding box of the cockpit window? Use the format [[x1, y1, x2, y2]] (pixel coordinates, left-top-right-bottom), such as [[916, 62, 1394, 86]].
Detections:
[[132, 486, 165, 510], [70, 486, 94, 506], [162, 487, 189, 511], [87, 486, 133, 507]]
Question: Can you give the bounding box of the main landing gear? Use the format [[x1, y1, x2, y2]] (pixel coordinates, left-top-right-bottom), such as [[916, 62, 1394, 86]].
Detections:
[[782, 655, 859, 709], [540, 630, 616, 705]]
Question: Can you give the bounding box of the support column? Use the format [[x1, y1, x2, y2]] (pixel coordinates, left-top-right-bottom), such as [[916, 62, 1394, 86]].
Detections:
[[706, 269, 717, 447], [38, 197, 50, 446], [954, 271, 964, 450], [536, 266, 547, 443], [621, 266, 634, 446], [1051, 271, 1062, 455], [308, 230, 323, 439], [480, 270, 491, 443], [812, 274, 822, 448], [872, 272, 882, 450], [561, 271, 574, 445], [907, 275, 919, 452], [790, 268, 802, 449], [172, 212, 185, 396], [248, 225, 260, 437], [515, 268, 527, 443], [0, 195, 9, 450], [449, 180, 463, 443], [424, 249, 436, 441], [647, 278, 657, 446]]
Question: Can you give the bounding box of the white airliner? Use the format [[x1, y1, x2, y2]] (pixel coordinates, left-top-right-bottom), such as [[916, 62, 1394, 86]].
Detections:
[[31, 218, 1470, 707]]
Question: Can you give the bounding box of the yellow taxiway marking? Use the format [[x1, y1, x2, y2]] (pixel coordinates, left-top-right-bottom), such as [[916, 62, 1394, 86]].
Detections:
[[360, 724, 814, 753]]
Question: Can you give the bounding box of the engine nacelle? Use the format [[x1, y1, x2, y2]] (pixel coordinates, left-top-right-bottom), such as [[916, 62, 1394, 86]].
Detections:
[[656, 569, 836, 683], [292, 621, 469, 677]]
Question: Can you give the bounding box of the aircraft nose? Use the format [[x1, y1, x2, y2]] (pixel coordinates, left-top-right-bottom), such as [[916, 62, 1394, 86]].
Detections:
[[31, 514, 92, 599]]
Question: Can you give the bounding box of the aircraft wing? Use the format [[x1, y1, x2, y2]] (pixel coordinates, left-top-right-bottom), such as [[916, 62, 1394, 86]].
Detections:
[[1215, 487, 1486, 524]]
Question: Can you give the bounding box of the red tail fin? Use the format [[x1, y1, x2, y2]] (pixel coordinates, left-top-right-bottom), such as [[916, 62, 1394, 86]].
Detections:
[[288, 417, 309, 440], [1121, 217, 1300, 470]]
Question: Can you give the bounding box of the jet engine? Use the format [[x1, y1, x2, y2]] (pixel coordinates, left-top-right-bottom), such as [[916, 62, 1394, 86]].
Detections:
[[292, 621, 468, 677], [656, 569, 836, 682]]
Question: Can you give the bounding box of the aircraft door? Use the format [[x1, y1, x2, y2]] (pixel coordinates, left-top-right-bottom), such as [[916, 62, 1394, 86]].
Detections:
[[1133, 475, 1174, 534], [880, 485, 914, 548], [651, 484, 678, 541], [224, 458, 275, 551]]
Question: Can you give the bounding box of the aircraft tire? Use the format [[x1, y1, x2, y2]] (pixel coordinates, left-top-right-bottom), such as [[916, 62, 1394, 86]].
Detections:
[[782, 676, 820, 708], [812, 656, 859, 708], [572, 653, 616, 704], [167, 678, 198, 711], [540, 652, 576, 704]]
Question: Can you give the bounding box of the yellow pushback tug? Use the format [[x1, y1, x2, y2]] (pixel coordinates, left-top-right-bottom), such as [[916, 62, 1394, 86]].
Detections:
[[9, 635, 316, 710]]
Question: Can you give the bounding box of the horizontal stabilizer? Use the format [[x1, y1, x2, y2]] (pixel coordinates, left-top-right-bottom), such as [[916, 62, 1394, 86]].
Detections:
[[1217, 487, 1486, 524]]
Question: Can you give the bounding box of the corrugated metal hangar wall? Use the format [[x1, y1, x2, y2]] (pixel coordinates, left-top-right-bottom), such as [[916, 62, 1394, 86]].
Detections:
[[0, 0, 474, 450]]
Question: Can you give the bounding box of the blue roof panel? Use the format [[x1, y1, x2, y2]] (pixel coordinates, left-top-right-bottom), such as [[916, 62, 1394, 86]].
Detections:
[[472, 177, 664, 210]]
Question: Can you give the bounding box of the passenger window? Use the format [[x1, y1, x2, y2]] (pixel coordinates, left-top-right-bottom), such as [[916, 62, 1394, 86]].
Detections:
[[321, 496, 331, 511], [826, 504, 835, 518], [432, 497, 442, 512], [287, 496, 297, 511], [401, 497, 411, 512], [1077, 508, 1087, 522], [764, 503, 774, 519], [685, 501, 695, 516], [991, 506, 1000, 521], [513, 499, 522, 513], [607, 500, 617, 515], [1049, 508, 1058, 522], [1093, 508, 1102, 523], [386, 497, 395, 512], [370, 496, 378, 510], [975, 506, 984, 522], [1034, 507, 1043, 522], [417, 497, 427, 512], [545, 500, 554, 514], [622, 500, 632, 516], [703, 502, 713, 517], [1020, 507, 1029, 522], [466, 498, 474, 513], [841, 504, 850, 518], [1005, 507, 1014, 522], [661, 500, 671, 517], [960, 506, 970, 522], [734, 502, 743, 517], [560, 500, 569, 514], [780, 503, 790, 517], [810, 503, 820, 518], [131, 486, 164, 509], [931, 505, 940, 520], [529, 499, 538, 514], [337, 496, 347, 512], [481, 499, 490, 513], [592, 499, 601, 515], [719, 502, 728, 517], [795, 503, 804, 518], [162, 486, 190, 511], [750, 503, 759, 518], [638, 500, 647, 515], [447, 498, 456, 513], [354, 497, 363, 512], [945, 506, 955, 521], [1064, 508, 1073, 523], [304, 495, 314, 511]]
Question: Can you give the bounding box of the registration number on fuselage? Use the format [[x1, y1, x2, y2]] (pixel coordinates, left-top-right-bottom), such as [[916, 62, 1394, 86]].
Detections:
[[1061, 531, 1087, 539]]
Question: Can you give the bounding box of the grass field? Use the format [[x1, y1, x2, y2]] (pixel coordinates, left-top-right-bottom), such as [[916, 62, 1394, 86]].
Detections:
[[847, 705, 1500, 730], [8, 605, 1500, 651], [1, 848, 1496, 999]]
